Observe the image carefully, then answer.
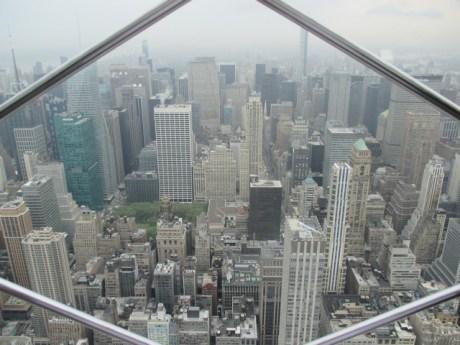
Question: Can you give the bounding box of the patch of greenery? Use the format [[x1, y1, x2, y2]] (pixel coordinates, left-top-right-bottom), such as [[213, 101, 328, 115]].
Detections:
[[114, 202, 208, 238]]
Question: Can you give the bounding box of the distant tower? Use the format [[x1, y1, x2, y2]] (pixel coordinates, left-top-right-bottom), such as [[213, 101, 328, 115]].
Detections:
[[324, 163, 352, 293], [0, 199, 33, 288], [327, 73, 351, 125], [347, 139, 371, 257], [22, 228, 75, 337], [399, 111, 440, 187], [279, 217, 325, 345], [243, 96, 264, 176], [188, 57, 221, 130], [299, 29, 309, 77], [13, 125, 47, 180], [154, 105, 193, 202], [382, 75, 442, 166], [67, 65, 118, 199]]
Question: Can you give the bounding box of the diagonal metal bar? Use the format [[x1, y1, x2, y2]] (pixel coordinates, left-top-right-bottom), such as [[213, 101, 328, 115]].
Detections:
[[258, 0, 460, 121], [308, 283, 460, 345], [0, 0, 191, 120], [0, 278, 159, 345]]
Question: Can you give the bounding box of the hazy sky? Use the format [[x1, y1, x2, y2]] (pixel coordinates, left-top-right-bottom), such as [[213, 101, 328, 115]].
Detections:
[[1, 0, 459, 69]]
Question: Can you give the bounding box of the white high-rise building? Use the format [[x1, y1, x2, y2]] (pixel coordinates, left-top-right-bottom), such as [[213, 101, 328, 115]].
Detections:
[[298, 177, 320, 219], [189, 57, 221, 130], [22, 228, 75, 337], [243, 96, 264, 176], [327, 72, 351, 125], [347, 139, 371, 258], [402, 157, 444, 240], [323, 123, 364, 190], [67, 65, 118, 199], [154, 105, 193, 202], [382, 75, 442, 166], [324, 162, 352, 293], [279, 217, 325, 345], [447, 153, 460, 202], [74, 207, 100, 270], [14, 125, 47, 180], [204, 145, 237, 201]]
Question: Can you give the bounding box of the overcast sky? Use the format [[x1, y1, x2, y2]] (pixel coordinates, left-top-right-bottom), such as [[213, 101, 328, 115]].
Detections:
[[1, 0, 459, 70]]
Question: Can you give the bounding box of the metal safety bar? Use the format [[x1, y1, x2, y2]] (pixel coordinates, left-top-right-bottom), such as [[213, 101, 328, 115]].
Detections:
[[257, 0, 460, 121], [0, 0, 191, 120], [308, 283, 460, 345], [0, 278, 159, 345]]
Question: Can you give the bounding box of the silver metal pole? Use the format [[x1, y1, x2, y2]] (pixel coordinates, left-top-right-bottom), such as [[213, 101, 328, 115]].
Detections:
[[0, 278, 159, 345], [0, 0, 191, 120], [308, 284, 460, 345], [257, 0, 460, 121]]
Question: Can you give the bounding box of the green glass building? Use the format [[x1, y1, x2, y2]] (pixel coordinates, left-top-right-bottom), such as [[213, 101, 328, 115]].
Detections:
[[54, 113, 103, 210]]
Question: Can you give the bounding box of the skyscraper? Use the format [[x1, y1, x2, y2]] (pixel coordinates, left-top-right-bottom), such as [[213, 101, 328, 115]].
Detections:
[[54, 113, 103, 210], [243, 96, 264, 176], [279, 217, 325, 345], [154, 105, 193, 202], [248, 179, 282, 241], [347, 139, 371, 257], [255, 64, 266, 93], [153, 262, 176, 314], [204, 145, 237, 201], [299, 29, 308, 77], [238, 139, 250, 201], [22, 228, 75, 336], [67, 65, 118, 199], [14, 125, 47, 180], [110, 64, 152, 144], [382, 75, 442, 166], [327, 72, 351, 125], [324, 162, 351, 293], [22, 175, 62, 232], [0, 156, 7, 192], [323, 123, 364, 189], [219, 63, 236, 85], [188, 57, 221, 130], [399, 111, 440, 187], [74, 207, 100, 270], [104, 109, 125, 184], [0, 199, 32, 288]]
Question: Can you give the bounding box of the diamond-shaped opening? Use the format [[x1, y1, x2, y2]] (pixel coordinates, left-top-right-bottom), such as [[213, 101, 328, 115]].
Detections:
[[0, 1, 459, 345]]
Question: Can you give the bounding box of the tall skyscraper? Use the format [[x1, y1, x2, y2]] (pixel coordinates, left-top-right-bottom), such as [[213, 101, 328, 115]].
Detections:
[[238, 139, 250, 201], [327, 72, 351, 125], [115, 85, 147, 173], [347, 139, 371, 257], [22, 228, 75, 336], [110, 64, 152, 144], [299, 30, 308, 77], [0, 199, 32, 288], [429, 217, 460, 286], [399, 111, 440, 187], [402, 157, 444, 240], [204, 145, 237, 201], [54, 113, 103, 210], [219, 63, 236, 85], [323, 123, 364, 189], [189, 57, 221, 130], [243, 96, 264, 176], [74, 207, 100, 270], [324, 162, 351, 293], [0, 156, 7, 192], [248, 179, 282, 241], [255, 64, 266, 93], [447, 153, 460, 203], [22, 175, 62, 232], [386, 181, 418, 234], [67, 65, 118, 199], [14, 125, 47, 180], [104, 109, 125, 184], [154, 105, 193, 202], [153, 262, 176, 314], [279, 217, 325, 345], [382, 75, 442, 166]]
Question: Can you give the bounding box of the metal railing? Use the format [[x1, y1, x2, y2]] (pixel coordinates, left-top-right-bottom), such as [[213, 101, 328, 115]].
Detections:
[[1, 0, 459, 344], [0, 277, 459, 345]]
